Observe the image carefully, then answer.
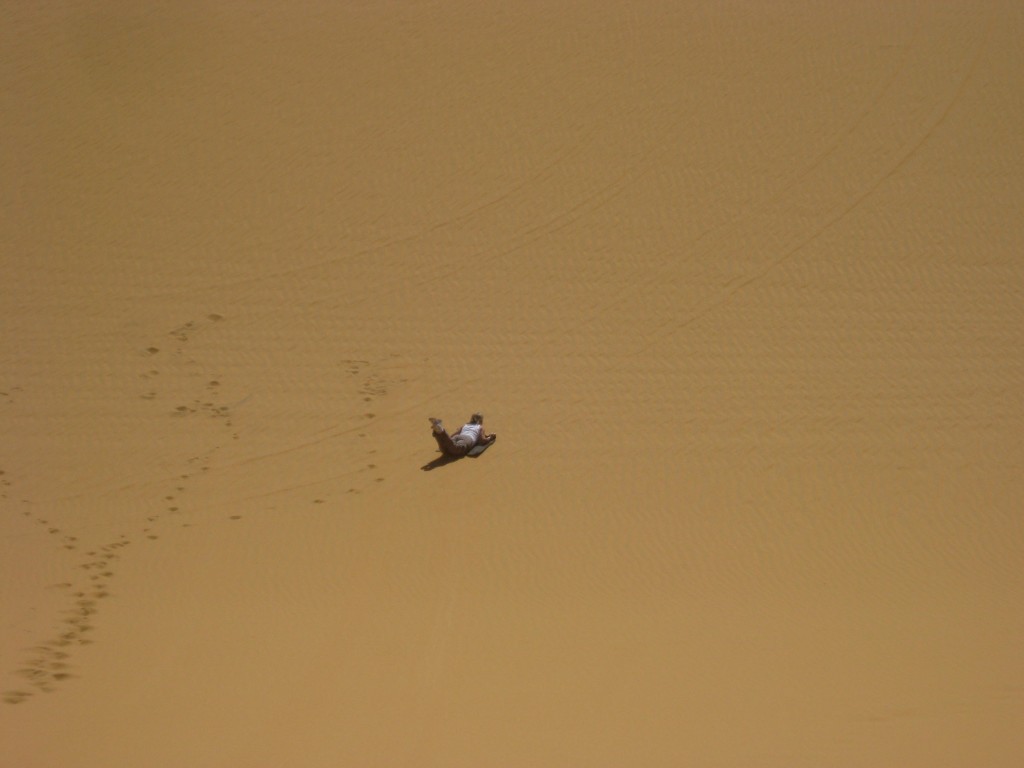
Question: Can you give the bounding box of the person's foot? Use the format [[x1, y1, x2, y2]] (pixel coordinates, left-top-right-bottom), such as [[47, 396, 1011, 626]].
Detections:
[[428, 417, 443, 432]]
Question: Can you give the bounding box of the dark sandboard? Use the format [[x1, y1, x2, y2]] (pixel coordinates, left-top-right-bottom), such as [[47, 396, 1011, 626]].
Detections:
[[467, 436, 496, 457]]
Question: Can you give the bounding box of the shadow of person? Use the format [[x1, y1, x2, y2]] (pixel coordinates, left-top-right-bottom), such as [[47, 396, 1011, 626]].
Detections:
[[421, 453, 462, 471]]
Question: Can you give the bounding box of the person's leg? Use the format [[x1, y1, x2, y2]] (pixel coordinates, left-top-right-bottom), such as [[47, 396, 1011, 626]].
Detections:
[[432, 426, 467, 457]]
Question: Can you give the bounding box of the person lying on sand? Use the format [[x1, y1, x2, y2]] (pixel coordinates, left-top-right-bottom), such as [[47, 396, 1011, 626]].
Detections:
[[428, 412, 496, 457]]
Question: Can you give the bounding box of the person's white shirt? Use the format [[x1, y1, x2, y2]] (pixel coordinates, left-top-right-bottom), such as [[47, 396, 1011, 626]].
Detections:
[[456, 423, 482, 445]]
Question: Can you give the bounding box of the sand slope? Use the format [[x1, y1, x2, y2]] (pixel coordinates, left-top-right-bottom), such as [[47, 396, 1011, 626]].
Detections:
[[2, 2, 1022, 765]]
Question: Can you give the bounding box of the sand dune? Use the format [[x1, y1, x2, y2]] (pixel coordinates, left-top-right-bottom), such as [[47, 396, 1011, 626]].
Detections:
[[2, 1, 1022, 765]]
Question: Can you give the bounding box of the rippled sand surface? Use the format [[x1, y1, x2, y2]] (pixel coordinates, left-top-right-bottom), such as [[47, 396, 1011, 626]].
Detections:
[[2, 2, 1022, 765]]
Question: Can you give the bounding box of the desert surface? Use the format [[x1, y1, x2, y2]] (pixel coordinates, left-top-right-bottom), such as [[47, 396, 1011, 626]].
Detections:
[[2, 1, 1022, 766]]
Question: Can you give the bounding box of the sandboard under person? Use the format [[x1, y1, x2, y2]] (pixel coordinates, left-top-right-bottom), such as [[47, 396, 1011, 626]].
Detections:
[[428, 412, 496, 457]]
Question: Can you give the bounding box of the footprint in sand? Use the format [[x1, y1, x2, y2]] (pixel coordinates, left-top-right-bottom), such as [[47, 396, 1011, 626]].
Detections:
[[6, 313, 253, 704], [169, 313, 224, 343], [3, 530, 127, 703]]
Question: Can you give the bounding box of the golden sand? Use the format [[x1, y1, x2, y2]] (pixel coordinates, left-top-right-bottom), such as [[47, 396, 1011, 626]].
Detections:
[[2, 2, 1022, 765]]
